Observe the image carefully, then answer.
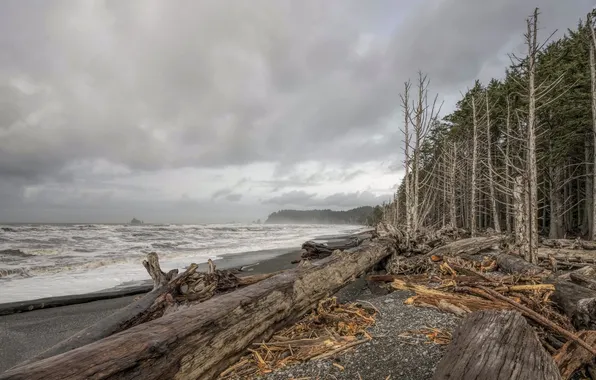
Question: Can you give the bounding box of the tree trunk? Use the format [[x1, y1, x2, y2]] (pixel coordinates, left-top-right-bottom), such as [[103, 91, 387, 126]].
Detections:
[[402, 81, 412, 237], [549, 166, 565, 239], [471, 96, 479, 237], [590, 34, 596, 240], [496, 254, 547, 276], [554, 330, 596, 380], [551, 280, 596, 330], [450, 143, 458, 228], [0, 241, 393, 380], [514, 176, 529, 257], [505, 96, 512, 234], [432, 310, 561, 380], [526, 9, 539, 264]]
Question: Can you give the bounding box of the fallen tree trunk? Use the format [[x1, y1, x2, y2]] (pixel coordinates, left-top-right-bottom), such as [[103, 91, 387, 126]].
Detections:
[[1, 241, 392, 380], [551, 281, 596, 330], [541, 238, 596, 250], [21, 255, 281, 365], [432, 310, 561, 380], [495, 254, 547, 276], [538, 248, 596, 264], [554, 330, 596, 380]]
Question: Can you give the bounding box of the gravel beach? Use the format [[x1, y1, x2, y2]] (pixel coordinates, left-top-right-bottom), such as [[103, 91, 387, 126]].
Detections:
[[264, 280, 460, 380]]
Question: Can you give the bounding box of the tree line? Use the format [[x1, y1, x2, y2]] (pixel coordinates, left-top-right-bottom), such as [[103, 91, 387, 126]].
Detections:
[[380, 8, 596, 264], [265, 206, 380, 225]]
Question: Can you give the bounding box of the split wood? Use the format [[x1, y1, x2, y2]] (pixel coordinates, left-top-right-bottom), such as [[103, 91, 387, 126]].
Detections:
[[476, 286, 596, 357]]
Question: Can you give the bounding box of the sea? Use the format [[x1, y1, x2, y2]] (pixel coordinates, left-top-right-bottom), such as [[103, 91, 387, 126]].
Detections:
[[0, 223, 364, 304]]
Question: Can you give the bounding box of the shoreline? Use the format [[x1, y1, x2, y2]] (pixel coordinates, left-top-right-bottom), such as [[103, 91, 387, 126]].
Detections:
[[0, 230, 372, 372]]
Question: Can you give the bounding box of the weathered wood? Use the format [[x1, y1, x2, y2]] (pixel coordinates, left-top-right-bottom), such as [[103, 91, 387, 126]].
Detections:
[[300, 236, 362, 260], [21, 263, 199, 365], [426, 235, 502, 257], [21, 260, 282, 366], [541, 238, 596, 250], [1, 241, 392, 380], [143, 252, 178, 290], [432, 310, 561, 380], [495, 253, 547, 276], [554, 330, 596, 380], [538, 248, 596, 264], [0, 285, 152, 316], [551, 280, 596, 330], [385, 236, 502, 275]]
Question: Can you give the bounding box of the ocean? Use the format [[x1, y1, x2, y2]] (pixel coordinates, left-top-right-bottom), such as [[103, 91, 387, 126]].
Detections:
[[0, 223, 363, 303]]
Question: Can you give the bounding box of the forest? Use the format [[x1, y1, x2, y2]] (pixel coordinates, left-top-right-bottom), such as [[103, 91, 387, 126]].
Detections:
[[378, 9, 596, 264], [265, 206, 379, 225]]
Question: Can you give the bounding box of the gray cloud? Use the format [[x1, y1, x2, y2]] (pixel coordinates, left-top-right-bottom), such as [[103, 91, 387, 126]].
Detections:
[[0, 0, 592, 221], [225, 193, 242, 202]]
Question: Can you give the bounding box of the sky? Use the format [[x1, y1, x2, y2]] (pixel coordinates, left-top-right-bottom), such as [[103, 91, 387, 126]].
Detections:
[[0, 0, 593, 223]]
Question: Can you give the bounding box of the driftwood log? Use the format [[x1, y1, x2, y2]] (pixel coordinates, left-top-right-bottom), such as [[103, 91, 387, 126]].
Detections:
[[1, 240, 392, 380], [385, 236, 502, 275], [551, 280, 596, 330], [20, 253, 279, 365], [432, 310, 561, 380], [496, 253, 547, 275], [541, 238, 596, 250], [300, 237, 361, 260], [554, 330, 596, 379]]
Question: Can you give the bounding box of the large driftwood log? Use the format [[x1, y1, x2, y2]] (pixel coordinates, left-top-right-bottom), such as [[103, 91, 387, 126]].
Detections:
[[554, 330, 596, 380], [551, 281, 596, 330], [1, 241, 392, 380], [20, 255, 279, 365], [432, 310, 561, 380], [495, 254, 548, 276]]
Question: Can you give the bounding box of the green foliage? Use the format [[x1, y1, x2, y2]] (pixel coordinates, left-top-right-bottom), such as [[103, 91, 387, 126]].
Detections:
[[265, 206, 377, 225]]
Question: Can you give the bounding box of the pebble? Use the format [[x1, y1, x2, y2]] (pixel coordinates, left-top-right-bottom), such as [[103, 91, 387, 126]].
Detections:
[[264, 279, 460, 380]]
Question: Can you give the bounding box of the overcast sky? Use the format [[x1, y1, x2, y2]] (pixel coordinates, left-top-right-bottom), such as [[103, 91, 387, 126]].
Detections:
[[0, 0, 592, 223]]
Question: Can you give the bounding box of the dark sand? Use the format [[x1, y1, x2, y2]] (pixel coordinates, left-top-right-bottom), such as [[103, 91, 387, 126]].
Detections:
[[0, 247, 303, 373]]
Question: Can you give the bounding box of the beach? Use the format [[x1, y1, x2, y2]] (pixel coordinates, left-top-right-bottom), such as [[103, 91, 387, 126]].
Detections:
[[0, 247, 304, 373]]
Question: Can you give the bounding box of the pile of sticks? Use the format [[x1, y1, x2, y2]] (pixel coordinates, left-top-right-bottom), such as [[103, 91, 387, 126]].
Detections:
[[219, 297, 377, 379], [369, 233, 596, 380]]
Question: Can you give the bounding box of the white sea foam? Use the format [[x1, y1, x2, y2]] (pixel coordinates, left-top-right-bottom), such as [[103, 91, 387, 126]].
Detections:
[[0, 223, 363, 303]]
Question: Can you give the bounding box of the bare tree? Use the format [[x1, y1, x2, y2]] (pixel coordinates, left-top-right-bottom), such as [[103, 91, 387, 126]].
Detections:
[[588, 12, 596, 240], [470, 95, 479, 237], [485, 89, 501, 232]]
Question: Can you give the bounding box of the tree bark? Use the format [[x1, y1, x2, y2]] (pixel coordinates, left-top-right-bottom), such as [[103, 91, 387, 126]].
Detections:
[[1, 241, 393, 380], [470, 95, 479, 237], [590, 24, 596, 241], [514, 176, 529, 257], [432, 310, 561, 380], [496, 254, 547, 276], [526, 9, 539, 264], [551, 280, 596, 330], [554, 330, 596, 380]]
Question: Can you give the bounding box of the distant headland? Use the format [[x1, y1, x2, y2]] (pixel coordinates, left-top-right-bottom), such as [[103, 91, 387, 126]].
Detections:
[[265, 206, 381, 225]]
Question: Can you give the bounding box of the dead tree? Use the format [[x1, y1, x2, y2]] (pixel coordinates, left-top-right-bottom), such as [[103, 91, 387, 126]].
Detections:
[[588, 13, 596, 241], [526, 9, 539, 264], [485, 89, 501, 233], [470, 95, 479, 237]]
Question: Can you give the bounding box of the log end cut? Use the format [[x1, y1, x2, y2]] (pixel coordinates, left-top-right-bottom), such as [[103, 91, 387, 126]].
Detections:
[[432, 310, 561, 380]]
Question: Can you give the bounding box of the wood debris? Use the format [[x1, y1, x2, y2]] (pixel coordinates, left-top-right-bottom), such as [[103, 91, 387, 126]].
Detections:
[[219, 297, 376, 379]]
